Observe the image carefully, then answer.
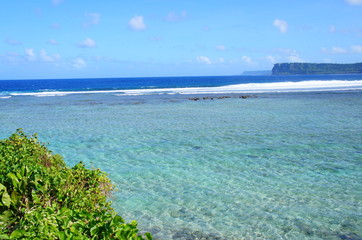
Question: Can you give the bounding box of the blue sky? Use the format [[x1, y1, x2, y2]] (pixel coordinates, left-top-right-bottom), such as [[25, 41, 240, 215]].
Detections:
[[0, 0, 361, 79]]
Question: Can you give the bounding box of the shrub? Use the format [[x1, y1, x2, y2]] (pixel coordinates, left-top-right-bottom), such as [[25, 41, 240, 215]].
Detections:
[[0, 129, 152, 240]]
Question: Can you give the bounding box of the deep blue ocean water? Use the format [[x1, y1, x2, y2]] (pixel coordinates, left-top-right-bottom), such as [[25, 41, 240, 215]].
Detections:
[[1, 74, 362, 96], [1, 75, 362, 239]]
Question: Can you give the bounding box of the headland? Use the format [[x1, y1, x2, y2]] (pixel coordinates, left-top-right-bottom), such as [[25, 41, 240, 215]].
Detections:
[[272, 62, 362, 75]]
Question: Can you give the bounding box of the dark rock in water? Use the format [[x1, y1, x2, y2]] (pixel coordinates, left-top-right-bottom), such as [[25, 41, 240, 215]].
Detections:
[[339, 233, 362, 240], [172, 228, 225, 240], [188, 95, 255, 101], [293, 219, 315, 237], [203, 97, 214, 100], [149, 226, 162, 234], [170, 207, 188, 218]]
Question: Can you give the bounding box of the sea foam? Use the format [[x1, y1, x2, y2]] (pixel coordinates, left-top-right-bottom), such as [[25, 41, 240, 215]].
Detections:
[[8, 80, 362, 97]]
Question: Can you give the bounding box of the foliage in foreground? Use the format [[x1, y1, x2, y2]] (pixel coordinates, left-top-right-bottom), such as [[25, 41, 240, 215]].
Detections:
[[0, 130, 152, 240]]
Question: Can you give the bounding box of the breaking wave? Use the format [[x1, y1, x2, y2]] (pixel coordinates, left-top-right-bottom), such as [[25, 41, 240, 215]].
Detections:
[[6, 80, 362, 97]]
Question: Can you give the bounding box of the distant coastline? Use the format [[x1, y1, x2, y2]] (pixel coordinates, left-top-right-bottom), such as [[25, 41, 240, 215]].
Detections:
[[272, 62, 362, 75], [242, 70, 271, 76]]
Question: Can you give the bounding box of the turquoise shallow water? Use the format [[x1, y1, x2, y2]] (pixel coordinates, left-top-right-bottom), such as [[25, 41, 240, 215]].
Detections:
[[0, 92, 361, 239]]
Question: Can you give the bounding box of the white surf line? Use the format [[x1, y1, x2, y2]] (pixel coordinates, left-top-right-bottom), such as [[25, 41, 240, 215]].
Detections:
[[122, 80, 362, 95], [9, 80, 362, 96]]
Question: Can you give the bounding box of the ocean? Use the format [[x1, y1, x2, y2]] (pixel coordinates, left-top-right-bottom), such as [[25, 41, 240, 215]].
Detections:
[[1, 75, 362, 239]]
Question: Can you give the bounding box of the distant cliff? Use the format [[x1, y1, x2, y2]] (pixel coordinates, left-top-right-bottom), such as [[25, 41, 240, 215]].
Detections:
[[272, 62, 362, 75]]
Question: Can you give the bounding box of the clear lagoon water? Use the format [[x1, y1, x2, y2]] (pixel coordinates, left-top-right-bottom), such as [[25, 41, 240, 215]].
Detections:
[[0, 75, 362, 239]]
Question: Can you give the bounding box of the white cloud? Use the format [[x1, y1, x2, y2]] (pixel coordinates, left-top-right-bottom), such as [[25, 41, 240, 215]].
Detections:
[[72, 58, 86, 69], [52, 0, 63, 6], [321, 46, 347, 54], [90, 56, 117, 62], [331, 47, 348, 53], [149, 36, 162, 41], [276, 48, 298, 55], [5, 39, 22, 45], [351, 45, 362, 53], [1, 52, 21, 62], [327, 26, 353, 35], [287, 55, 304, 62], [196, 56, 212, 64], [322, 45, 362, 54], [25, 48, 36, 61], [357, 30, 362, 38], [266, 55, 277, 64], [34, 8, 42, 16], [24, 48, 61, 62], [47, 39, 59, 45], [39, 49, 60, 62], [195, 56, 225, 64], [166, 11, 187, 22], [78, 38, 96, 48], [50, 23, 61, 29], [273, 19, 288, 33], [84, 13, 101, 27], [128, 16, 146, 31], [216, 45, 226, 51], [329, 25, 337, 33], [345, 0, 362, 5], [273, 48, 306, 62], [241, 55, 253, 64]]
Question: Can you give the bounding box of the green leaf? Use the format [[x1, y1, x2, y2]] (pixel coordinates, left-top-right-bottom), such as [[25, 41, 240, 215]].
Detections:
[[58, 232, 66, 240], [90, 226, 98, 236], [0, 131, 148, 239], [67, 232, 74, 240], [16, 171, 22, 180], [0, 210, 13, 225], [113, 215, 124, 224], [10, 191, 20, 205], [2, 191, 11, 207], [145, 232, 153, 240], [0, 234, 10, 239], [70, 226, 79, 235], [9, 229, 24, 239], [7, 173, 19, 188]]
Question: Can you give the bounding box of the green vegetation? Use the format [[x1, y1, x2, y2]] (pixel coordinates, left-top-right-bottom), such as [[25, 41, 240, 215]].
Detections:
[[272, 62, 362, 75], [0, 130, 152, 240]]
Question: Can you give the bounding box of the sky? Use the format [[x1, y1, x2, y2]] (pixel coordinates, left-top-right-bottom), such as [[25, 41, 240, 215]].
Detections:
[[0, 0, 362, 79]]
